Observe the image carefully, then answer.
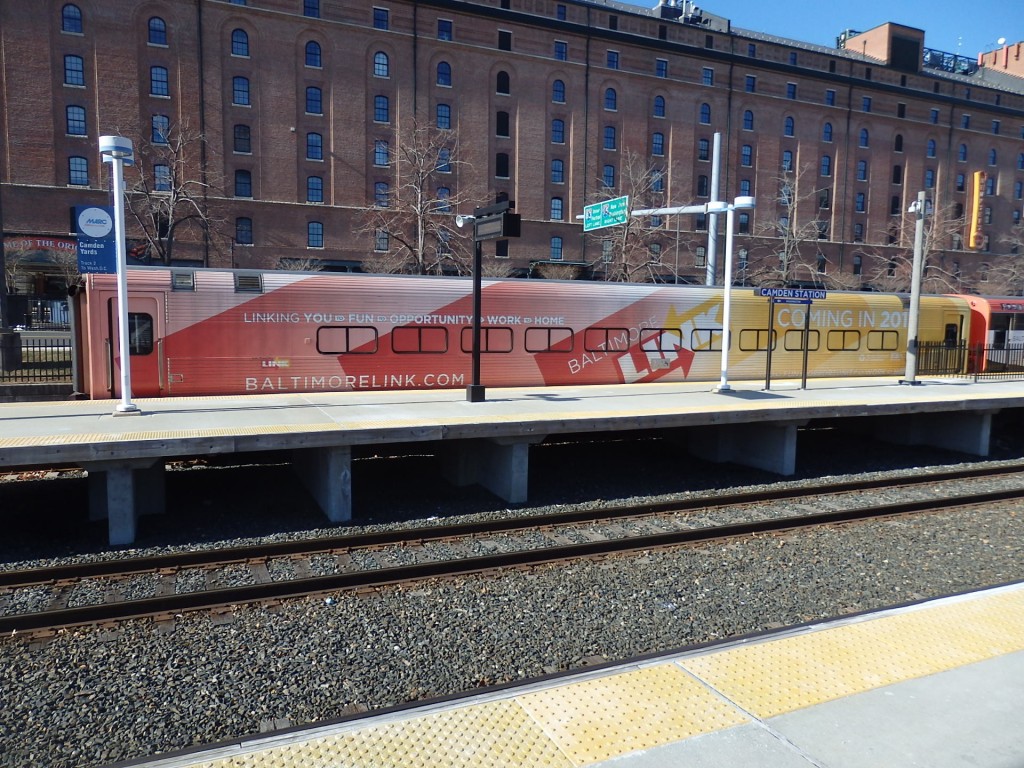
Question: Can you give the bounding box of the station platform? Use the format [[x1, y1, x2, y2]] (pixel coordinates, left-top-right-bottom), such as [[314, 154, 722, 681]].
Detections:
[[3, 376, 1024, 545], [120, 580, 1024, 768]]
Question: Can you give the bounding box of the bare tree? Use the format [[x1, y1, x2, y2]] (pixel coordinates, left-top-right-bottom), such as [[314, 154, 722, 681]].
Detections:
[[986, 222, 1024, 295], [747, 163, 830, 287], [863, 200, 967, 294], [587, 149, 675, 283], [122, 120, 224, 265], [355, 120, 480, 276]]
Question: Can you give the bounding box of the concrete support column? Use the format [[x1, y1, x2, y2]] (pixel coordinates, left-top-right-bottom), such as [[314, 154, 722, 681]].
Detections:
[[441, 437, 543, 504], [686, 421, 802, 476], [876, 411, 994, 457], [83, 459, 165, 546], [292, 445, 352, 523]]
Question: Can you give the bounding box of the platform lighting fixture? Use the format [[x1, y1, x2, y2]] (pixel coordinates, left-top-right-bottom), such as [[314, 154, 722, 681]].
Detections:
[[99, 135, 141, 416], [901, 190, 928, 385], [713, 196, 756, 393]]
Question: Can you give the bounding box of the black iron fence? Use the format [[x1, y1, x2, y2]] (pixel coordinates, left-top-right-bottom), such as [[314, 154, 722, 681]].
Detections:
[[0, 336, 73, 383], [918, 341, 1024, 381]]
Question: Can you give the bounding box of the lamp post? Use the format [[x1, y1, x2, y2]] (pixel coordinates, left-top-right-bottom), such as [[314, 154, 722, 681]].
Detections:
[[714, 195, 756, 392], [455, 213, 483, 402], [99, 135, 141, 415], [901, 190, 927, 385]]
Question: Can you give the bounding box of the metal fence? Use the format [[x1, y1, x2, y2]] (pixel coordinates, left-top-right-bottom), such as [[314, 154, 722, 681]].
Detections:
[[0, 336, 73, 384], [919, 341, 1024, 381]]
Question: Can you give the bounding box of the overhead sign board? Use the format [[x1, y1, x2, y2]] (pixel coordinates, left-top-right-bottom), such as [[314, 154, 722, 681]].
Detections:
[[756, 287, 827, 301], [583, 195, 629, 231]]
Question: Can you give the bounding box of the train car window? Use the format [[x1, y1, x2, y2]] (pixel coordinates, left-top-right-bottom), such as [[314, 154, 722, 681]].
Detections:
[[738, 328, 774, 351], [525, 327, 573, 353], [866, 330, 899, 351], [460, 326, 513, 353], [827, 330, 861, 351], [127, 313, 154, 355], [171, 271, 195, 291], [783, 329, 820, 351], [639, 328, 682, 352], [690, 328, 721, 351], [944, 323, 959, 346], [584, 327, 630, 353], [317, 326, 378, 354], [234, 273, 264, 293], [392, 326, 448, 353]]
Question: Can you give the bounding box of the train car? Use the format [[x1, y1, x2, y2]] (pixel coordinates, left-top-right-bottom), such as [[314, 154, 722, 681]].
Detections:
[[70, 268, 971, 399], [954, 294, 1024, 372]]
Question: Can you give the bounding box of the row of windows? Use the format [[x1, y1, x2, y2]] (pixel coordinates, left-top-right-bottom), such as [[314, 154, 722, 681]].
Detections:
[[308, 323, 901, 357]]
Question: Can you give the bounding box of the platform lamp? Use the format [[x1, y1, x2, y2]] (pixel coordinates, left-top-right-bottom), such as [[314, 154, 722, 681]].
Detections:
[[99, 135, 141, 416], [901, 190, 928, 385], [713, 195, 756, 393]]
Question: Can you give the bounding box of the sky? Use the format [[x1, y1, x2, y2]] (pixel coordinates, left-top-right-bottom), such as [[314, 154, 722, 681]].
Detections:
[[623, 0, 1020, 61]]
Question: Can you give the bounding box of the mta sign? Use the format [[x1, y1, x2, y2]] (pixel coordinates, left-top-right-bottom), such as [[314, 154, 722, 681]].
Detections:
[[583, 196, 629, 231]]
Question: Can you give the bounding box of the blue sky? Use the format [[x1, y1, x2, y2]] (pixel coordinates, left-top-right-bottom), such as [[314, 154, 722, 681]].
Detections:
[[622, 0, 1019, 61]]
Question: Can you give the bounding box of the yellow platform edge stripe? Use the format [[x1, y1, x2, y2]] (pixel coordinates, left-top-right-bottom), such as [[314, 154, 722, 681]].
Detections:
[[182, 585, 1024, 768]]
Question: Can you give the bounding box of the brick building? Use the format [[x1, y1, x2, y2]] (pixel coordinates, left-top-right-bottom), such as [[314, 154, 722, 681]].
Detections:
[[1, 0, 1023, 300]]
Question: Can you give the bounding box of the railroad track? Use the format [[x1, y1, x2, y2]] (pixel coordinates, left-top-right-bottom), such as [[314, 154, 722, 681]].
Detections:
[[3, 464, 1024, 636]]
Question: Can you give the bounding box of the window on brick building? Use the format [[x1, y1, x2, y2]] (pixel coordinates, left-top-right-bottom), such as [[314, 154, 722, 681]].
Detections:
[[552, 79, 564, 103], [64, 55, 84, 86], [373, 52, 389, 77], [62, 4, 82, 33], [782, 150, 793, 171], [307, 221, 323, 248], [604, 125, 616, 150], [233, 77, 250, 105], [602, 164, 615, 187], [154, 164, 171, 192], [822, 122, 832, 142], [152, 115, 169, 144], [927, 139, 936, 158], [308, 86, 324, 114], [550, 237, 563, 261], [855, 192, 865, 212], [653, 95, 665, 117], [304, 0, 320, 18], [702, 67, 713, 86], [436, 61, 451, 86], [374, 229, 389, 251], [825, 89, 835, 106], [151, 66, 169, 96], [743, 110, 753, 130], [305, 41, 321, 68], [306, 132, 323, 160], [859, 129, 869, 148], [148, 17, 167, 45], [958, 144, 967, 162], [551, 159, 564, 183], [786, 82, 796, 99], [698, 138, 709, 161], [68, 156, 88, 185], [436, 103, 451, 129], [551, 119, 564, 144], [655, 58, 667, 78], [740, 145, 752, 166], [988, 148, 997, 166], [651, 132, 664, 156], [745, 75, 756, 92], [495, 153, 510, 178], [236, 217, 253, 245], [373, 8, 389, 29], [308, 176, 324, 203], [604, 88, 617, 110], [699, 103, 710, 124], [374, 140, 389, 166], [235, 170, 252, 197], [66, 105, 86, 135], [820, 155, 831, 176], [554, 41, 567, 60], [496, 71, 510, 95], [498, 30, 511, 51], [233, 125, 251, 153], [496, 110, 509, 137], [231, 29, 249, 57], [857, 160, 867, 181], [784, 116, 794, 136], [606, 50, 619, 69], [550, 198, 563, 220], [438, 20, 452, 40]]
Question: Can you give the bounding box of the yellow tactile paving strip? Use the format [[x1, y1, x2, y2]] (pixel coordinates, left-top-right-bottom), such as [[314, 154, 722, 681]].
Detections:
[[681, 586, 1024, 719], [175, 586, 1024, 768]]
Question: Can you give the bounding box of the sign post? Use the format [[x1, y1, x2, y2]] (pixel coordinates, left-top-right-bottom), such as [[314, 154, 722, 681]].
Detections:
[[756, 288, 826, 390]]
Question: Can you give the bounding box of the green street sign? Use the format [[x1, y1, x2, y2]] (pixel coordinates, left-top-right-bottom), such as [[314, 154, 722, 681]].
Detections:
[[583, 195, 629, 231]]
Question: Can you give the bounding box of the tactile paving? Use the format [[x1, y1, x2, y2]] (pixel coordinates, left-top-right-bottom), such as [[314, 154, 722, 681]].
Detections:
[[193, 699, 571, 768], [681, 587, 1024, 719], [516, 663, 748, 764]]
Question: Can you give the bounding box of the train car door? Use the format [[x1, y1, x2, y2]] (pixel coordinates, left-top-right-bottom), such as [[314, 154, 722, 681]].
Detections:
[[107, 293, 165, 397]]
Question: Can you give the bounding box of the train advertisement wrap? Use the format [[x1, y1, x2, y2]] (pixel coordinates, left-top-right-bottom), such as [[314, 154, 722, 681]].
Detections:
[[71, 269, 971, 399]]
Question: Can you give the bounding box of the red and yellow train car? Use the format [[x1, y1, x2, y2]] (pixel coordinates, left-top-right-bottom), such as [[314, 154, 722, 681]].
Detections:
[[71, 268, 971, 399]]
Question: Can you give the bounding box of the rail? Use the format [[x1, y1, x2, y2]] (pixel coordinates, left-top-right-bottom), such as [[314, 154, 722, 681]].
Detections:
[[918, 341, 1024, 381]]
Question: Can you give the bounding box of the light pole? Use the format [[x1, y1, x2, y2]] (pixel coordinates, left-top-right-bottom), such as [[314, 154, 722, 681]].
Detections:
[[99, 135, 141, 415], [901, 190, 928, 385], [714, 195, 756, 392]]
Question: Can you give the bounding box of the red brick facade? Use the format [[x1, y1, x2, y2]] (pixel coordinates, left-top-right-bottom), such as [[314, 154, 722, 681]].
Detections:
[[2, 0, 1023, 290]]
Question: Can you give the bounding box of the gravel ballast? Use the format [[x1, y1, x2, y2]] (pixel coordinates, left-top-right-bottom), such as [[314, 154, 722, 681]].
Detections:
[[2, 429, 1024, 767]]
